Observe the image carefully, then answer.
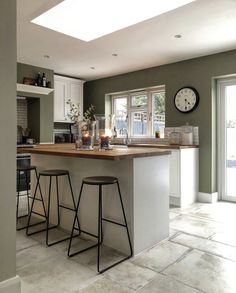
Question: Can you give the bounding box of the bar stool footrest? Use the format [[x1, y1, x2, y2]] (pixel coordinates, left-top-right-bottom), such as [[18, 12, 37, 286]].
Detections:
[[74, 227, 98, 239], [58, 203, 76, 212], [26, 223, 59, 236], [102, 217, 127, 227]]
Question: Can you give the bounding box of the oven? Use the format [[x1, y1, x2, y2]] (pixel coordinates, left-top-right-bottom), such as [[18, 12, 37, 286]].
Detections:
[[16, 153, 31, 192], [53, 129, 72, 143]]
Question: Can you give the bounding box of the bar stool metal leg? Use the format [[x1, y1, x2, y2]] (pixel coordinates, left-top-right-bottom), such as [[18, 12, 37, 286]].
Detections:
[[16, 171, 20, 222], [116, 181, 133, 256], [97, 184, 102, 272], [46, 175, 53, 246], [67, 174, 81, 232], [68, 182, 98, 256], [26, 173, 48, 235]]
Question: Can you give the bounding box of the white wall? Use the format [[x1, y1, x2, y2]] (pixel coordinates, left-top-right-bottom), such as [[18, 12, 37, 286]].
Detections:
[[0, 0, 17, 284]]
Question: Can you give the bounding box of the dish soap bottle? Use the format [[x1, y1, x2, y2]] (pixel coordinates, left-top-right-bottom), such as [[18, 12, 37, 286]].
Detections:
[[155, 126, 160, 138]]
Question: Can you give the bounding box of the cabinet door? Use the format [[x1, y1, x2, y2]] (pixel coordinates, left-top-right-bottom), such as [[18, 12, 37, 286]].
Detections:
[[54, 79, 68, 122], [65, 81, 83, 120]]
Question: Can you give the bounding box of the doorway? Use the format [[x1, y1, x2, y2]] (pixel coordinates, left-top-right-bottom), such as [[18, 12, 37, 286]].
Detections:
[[218, 78, 236, 202]]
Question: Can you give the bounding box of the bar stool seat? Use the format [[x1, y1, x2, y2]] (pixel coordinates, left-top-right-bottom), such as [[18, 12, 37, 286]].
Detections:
[[26, 169, 80, 247], [16, 165, 46, 231], [83, 176, 118, 185], [68, 175, 133, 273], [39, 169, 69, 176]]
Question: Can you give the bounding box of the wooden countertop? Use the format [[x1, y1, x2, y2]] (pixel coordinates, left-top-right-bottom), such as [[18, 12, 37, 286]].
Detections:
[[17, 143, 171, 161], [128, 143, 199, 149]]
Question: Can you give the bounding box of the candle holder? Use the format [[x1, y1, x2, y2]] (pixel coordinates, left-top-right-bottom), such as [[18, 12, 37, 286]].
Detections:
[[100, 135, 110, 150], [75, 121, 96, 150], [94, 114, 115, 150]]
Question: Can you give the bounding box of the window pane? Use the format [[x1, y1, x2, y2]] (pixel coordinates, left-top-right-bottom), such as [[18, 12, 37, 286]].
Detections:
[[131, 111, 148, 136], [113, 98, 128, 132], [131, 95, 147, 107], [152, 92, 165, 135]]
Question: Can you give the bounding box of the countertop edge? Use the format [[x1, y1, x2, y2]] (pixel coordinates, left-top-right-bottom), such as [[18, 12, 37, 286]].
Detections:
[[17, 146, 171, 160]]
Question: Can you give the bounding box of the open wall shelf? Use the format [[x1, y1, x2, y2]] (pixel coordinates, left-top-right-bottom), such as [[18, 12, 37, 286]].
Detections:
[[17, 83, 54, 95]]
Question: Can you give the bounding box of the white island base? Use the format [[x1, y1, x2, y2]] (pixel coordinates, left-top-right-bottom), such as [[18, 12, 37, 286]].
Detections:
[[31, 153, 169, 256]]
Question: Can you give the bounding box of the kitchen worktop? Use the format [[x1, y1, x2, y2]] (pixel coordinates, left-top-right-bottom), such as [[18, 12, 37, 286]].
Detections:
[[17, 143, 171, 160], [128, 143, 198, 149]]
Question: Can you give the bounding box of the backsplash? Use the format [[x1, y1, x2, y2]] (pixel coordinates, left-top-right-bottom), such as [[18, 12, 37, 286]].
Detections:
[[111, 126, 199, 145], [17, 99, 27, 142], [164, 126, 199, 145]]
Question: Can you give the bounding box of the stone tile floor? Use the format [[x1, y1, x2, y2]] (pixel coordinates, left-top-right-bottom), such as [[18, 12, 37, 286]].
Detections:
[[17, 201, 236, 292]]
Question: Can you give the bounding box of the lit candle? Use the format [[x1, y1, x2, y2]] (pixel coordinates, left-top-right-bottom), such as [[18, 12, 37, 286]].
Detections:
[[100, 135, 109, 149], [82, 133, 92, 146]]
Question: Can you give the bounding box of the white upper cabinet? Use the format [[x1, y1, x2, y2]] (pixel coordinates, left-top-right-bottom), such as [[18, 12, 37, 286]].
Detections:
[[54, 75, 84, 123]]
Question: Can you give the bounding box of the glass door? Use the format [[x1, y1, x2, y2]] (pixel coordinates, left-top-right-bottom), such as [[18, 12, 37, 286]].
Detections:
[[218, 79, 236, 202]]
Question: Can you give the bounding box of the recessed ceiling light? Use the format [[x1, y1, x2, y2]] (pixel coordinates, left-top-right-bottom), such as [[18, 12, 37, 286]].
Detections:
[[174, 34, 182, 38], [90, 67, 95, 70], [112, 53, 118, 57], [32, 0, 195, 42]]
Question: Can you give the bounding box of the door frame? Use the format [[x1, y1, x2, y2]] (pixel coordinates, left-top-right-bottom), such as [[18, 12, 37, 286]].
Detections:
[[217, 77, 236, 202]]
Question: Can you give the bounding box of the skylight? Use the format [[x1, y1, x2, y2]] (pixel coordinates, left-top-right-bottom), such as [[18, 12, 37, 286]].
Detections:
[[32, 0, 195, 42]]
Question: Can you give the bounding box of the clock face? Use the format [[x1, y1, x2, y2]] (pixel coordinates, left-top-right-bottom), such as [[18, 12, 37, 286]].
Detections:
[[174, 87, 199, 113]]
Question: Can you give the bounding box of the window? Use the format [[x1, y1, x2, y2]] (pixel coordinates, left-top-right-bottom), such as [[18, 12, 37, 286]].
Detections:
[[112, 86, 165, 138]]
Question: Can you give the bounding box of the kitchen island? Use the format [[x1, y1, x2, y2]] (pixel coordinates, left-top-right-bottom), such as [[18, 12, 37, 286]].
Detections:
[[19, 144, 171, 255]]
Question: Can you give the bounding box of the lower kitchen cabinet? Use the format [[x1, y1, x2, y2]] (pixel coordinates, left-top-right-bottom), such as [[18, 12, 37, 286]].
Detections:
[[169, 148, 199, 208], [54, 75, 84, 122]]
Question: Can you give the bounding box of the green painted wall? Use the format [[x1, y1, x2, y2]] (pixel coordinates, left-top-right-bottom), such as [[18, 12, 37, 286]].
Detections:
[[0, 0, 16, 282], [17, 63, 54, 143], [84, 49, 236, 195]]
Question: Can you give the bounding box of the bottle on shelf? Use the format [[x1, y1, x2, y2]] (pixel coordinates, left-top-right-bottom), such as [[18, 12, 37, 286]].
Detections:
[[36, 72, 42, 87], [42, 73, 47, 87]]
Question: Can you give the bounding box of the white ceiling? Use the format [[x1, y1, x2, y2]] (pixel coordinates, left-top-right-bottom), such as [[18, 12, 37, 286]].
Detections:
[[17, 0, 236, 81]]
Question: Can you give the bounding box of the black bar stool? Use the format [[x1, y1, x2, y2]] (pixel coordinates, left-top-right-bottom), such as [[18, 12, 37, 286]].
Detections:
[[16, 165, 46, 231], [68, 176, 133, 273], [26, 169, 80, 246]]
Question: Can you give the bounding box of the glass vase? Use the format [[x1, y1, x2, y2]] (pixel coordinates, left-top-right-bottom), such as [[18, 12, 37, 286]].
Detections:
[[75, 121, 96, 150], [94, 114, 115, 150]]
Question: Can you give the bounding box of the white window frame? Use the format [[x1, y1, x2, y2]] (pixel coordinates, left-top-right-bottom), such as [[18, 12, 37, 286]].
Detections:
[[111, 86, 165, 138]]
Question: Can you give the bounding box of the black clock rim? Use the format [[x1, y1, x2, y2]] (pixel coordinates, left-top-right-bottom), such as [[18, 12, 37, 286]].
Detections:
[[174, 86, 200, 114]]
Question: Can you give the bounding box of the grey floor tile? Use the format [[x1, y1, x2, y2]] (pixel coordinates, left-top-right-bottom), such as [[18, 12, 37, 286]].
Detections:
[[169, 211, 180, 221], [170, 214, 224, 238], [17, 243, 61, 270], [139, 273, 201, 293], [17, 202, 236, 293], [132, 240, 189, 272], [79, 276, 135, 292], [105, 261, 157, 290], [169, 203, 203, 215], [210, 231, 236, 247], [16, 230, 38, 251], [169, 228, 178, 238], [70, 243, 126, 272], [18, 255, 97, 293], [172, 233, 236, 261], [28, 225, 71, 246], [187, 202, 236, 224], [163, 249, 236, 293]]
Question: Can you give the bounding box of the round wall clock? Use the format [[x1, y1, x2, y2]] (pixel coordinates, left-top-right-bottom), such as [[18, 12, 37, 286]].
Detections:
[[174, 87, 200, 113]]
